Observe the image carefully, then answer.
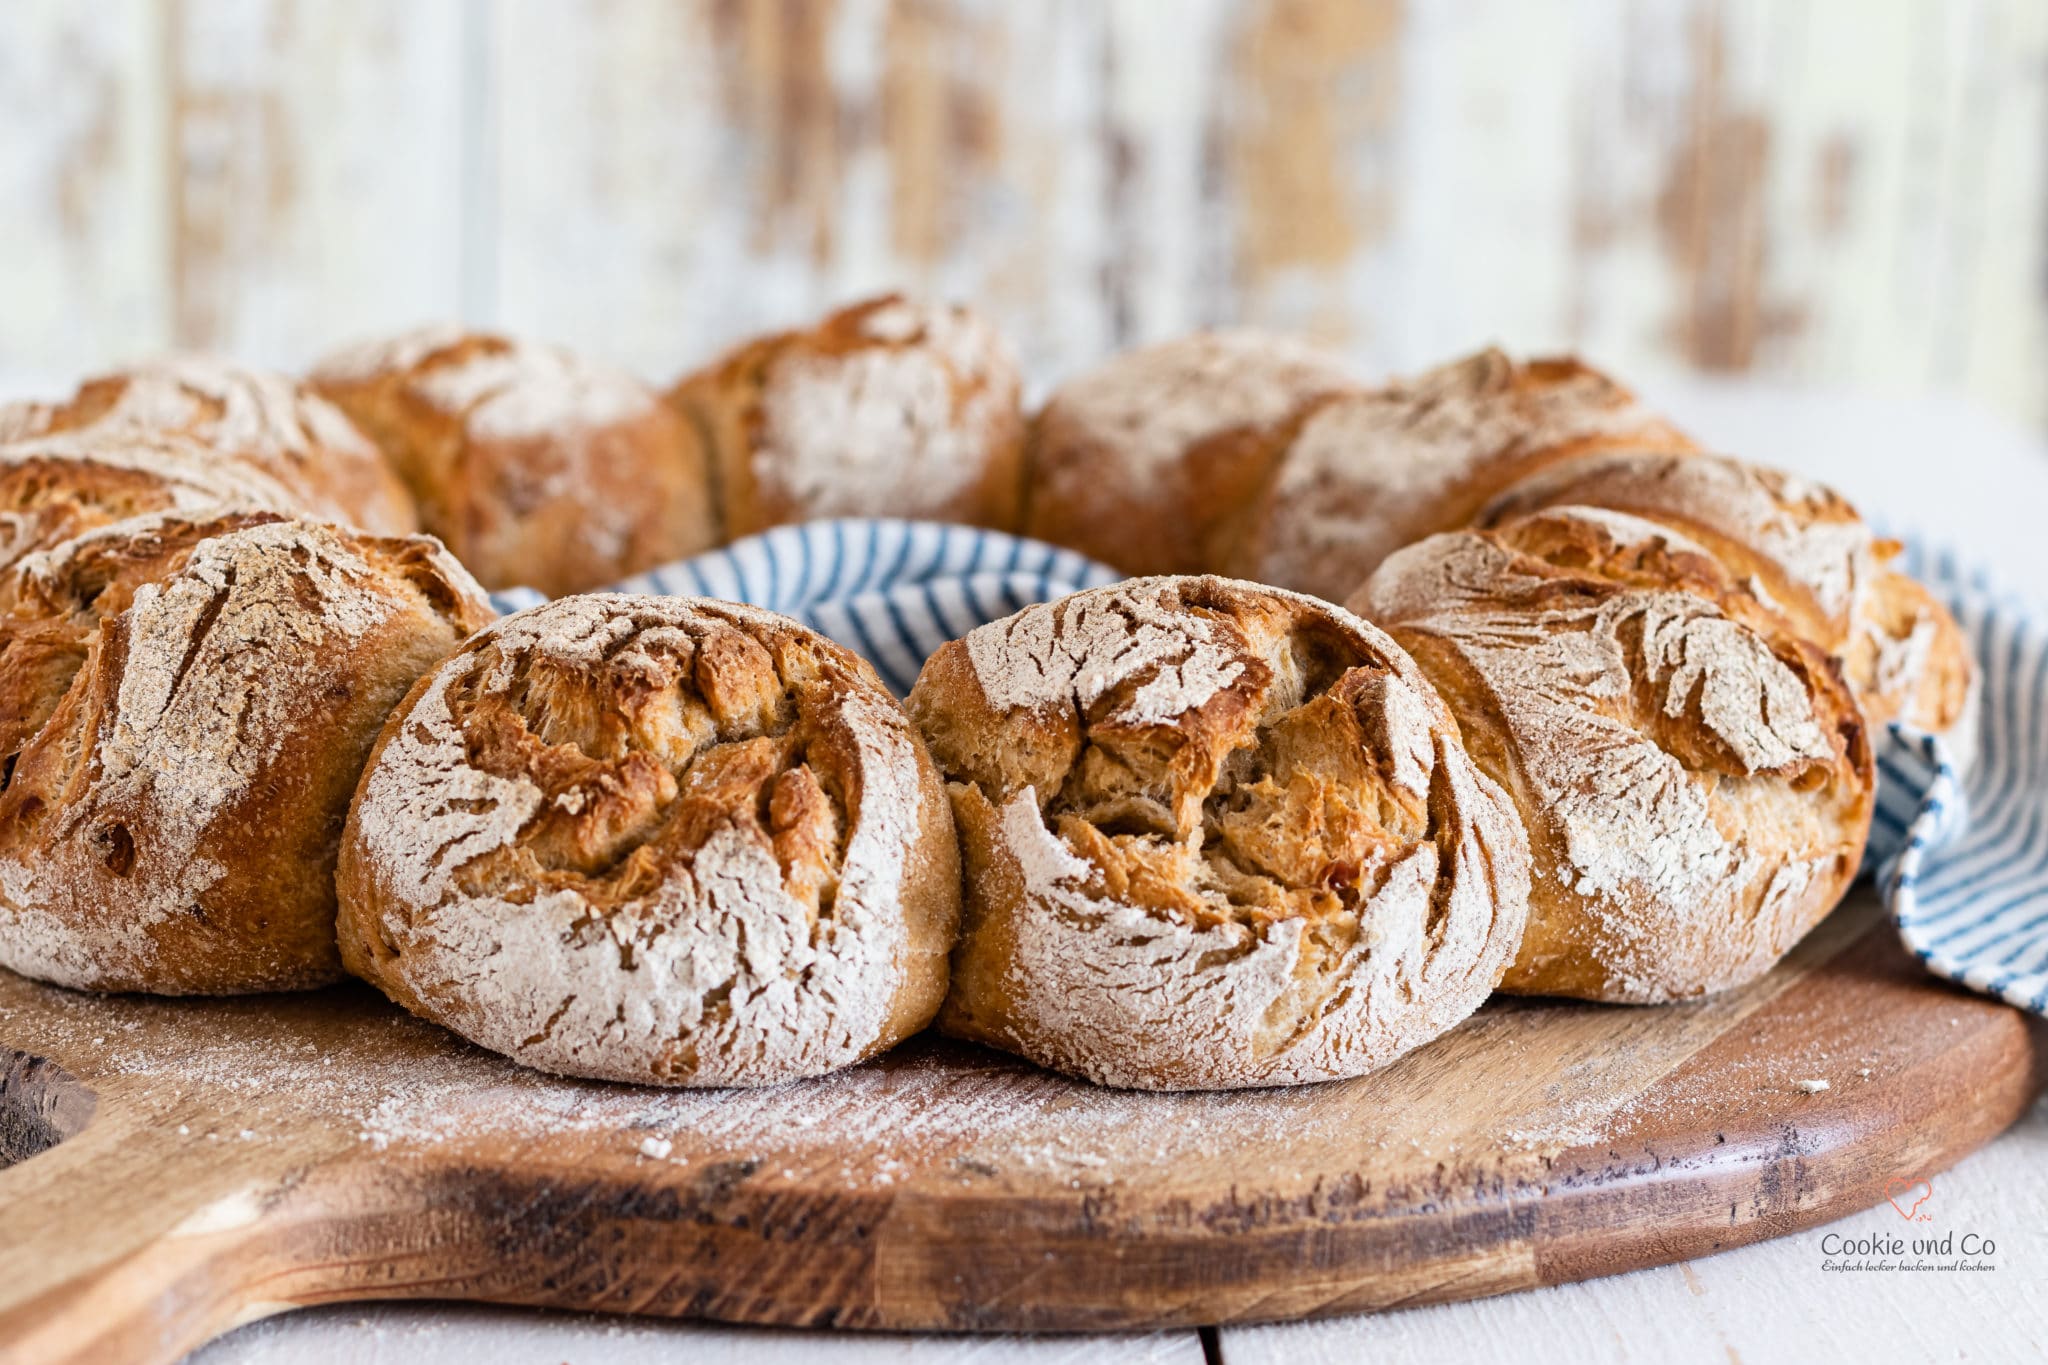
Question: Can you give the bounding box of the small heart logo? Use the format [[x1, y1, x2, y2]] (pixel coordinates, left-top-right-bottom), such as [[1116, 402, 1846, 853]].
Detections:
[[1886, 1176, 1933, 1220]]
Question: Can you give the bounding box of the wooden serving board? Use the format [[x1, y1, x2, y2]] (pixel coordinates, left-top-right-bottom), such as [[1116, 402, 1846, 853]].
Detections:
[[1, 890, 2042, 1365]]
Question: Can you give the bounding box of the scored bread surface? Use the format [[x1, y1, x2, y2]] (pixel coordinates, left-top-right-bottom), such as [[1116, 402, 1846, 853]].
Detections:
[[906, 575, 1530, 1091], [0, 356, 418, 535], [0, 513, 493, 994], [1354, 507, 1875, 1003], [337, 593, 960, 1086], [1473, 448, 1977, 749], [1232, 348, 1698, 602], [1020, 329, 1359, 577], [0, 431, 307, 576], [669, 294, 1025, 538], [312, 327, 717, 596]]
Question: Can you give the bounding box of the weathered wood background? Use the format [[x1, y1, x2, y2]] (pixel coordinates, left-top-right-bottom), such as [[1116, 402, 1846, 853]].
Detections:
[[3, 0, 2044, 430]]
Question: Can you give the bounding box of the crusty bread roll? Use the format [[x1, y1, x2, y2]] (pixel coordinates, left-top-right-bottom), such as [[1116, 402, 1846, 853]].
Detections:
[[0, 356, 418, 535], [668, 294, 1025, 537], [312, 327, 717, 596], [1352, 506, 1875, 1003], [0, 431, 306, 576], [1019, 330, 1358, 577], [337, 594, 960, 1085], [904, 576, 1530, 1090], [0, 512, 493, 995], [1474, 450, 1976, 754], [1232, 347, 1697, 601]]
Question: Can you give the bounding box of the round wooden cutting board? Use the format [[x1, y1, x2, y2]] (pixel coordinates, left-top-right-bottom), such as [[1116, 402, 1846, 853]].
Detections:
[[1, 889, 2041, 1365]]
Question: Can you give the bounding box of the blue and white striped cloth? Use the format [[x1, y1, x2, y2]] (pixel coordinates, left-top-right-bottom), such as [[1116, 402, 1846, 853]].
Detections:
[[1867, 541, 2048, 1017], [493, 521, 2046, 1019]]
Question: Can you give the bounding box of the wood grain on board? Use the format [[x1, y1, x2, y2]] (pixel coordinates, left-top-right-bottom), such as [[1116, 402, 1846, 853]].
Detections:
[[1, 891, 2041, 1365], [1, 0, 2044, 426]]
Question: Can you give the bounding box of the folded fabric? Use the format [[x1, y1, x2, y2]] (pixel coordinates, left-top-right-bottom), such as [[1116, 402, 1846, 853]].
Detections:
[[493, 521, 2042, 1019], [1870, 541, 2048, 1016]]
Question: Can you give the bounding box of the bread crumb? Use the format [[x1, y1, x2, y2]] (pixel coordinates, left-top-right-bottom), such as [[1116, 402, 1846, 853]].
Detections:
[[1795, 1079, 1830, 1094], [638, 1136, 673, 1159]]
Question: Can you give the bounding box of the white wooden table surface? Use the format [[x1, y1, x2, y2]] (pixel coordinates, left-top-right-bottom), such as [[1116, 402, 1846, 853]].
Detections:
[[5, 373, 2040, 1364]]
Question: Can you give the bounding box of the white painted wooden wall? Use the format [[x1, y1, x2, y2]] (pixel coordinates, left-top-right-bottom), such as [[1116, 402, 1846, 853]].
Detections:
[[2, 0, 2044, 432]]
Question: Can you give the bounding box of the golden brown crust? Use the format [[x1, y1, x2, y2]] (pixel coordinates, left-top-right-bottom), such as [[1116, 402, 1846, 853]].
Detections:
[[1353, 507, 1875, 1003], [0, 357, 419, 535], [906, 575, 1530, 1090], [0, 431, 307, 578], [1844, 565, 1977, 743], [312, 328, 717, 596], [1232, 348, 1699, 601], [667, 294, 1025, 538], [1474, 450, 1976, 749], [0, 512, 494, 994], [1019, 331, 1359, 577], [336, 594, 959, 1086]]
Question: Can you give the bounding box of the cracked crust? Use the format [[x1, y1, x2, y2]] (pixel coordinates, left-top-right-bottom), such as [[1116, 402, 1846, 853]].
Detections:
[[905, 576, 1531, 1091], [1232, 347, 1699, 601], [1474, 449, 1977, 753], [1019, 330, 1360, 577], [311, 328, 717, 596], [666, 294, 1026, 538], [0, 356, 418, 535], [336, 594, 961, 1086], [1353, 506, 1875, 1003], [0, 512, 494, 994], [0, 431, 307, 577]]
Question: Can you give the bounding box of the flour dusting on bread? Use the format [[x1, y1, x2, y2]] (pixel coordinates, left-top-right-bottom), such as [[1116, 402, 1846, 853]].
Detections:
[[0, 515, 492, 994], [341, 594, 956, 1086], [1046, 330, 1356, 479], [759, 300, 1018, 514], [964, 582, 1251, 725], [1358, 510, 1871, 1002], [912, 576, 1529, 1089], [1250, 349, 1693, 598]]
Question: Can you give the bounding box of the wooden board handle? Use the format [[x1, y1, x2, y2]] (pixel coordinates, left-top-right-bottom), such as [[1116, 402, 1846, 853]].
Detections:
[[0, 1056, 311, 1365]]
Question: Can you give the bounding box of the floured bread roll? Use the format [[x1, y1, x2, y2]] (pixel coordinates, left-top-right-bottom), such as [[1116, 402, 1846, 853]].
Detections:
[[1475, 451, 1975, 760], [0, 512, 493, 994], [1234, 348, 1696, 601], [312, 327, 717, 596], [0, 431, 305, 576], [0, 356, 418, 535], [905, 576, 1530, 1090], [1352, 506, 1875, 1003], [1020, 330, 1358, 577], [668, 294, 1025, 537], [337, 595, 960, 1085]]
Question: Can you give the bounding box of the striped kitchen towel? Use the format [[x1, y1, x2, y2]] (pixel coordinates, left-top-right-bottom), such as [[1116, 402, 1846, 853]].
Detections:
[[1867, 541, 2048, 1016], [493, 521, 2045, 1019]]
